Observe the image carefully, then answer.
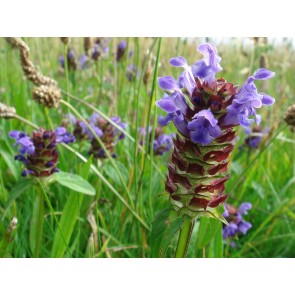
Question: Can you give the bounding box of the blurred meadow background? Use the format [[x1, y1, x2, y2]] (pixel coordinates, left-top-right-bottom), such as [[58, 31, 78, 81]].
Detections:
[[0, 37, 294, 258]]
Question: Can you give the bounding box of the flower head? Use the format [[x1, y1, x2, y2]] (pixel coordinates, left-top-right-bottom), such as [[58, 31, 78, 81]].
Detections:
[[222, 202, 252, 241], [9, 128, 75, 177], [155, 43, 275, 221]]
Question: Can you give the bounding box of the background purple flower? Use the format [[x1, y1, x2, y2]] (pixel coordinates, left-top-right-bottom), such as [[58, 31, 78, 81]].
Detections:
[[222, 202, 252, 245]]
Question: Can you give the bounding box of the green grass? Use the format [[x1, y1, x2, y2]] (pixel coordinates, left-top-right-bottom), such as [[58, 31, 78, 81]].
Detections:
[[0, 37, 294, 258]]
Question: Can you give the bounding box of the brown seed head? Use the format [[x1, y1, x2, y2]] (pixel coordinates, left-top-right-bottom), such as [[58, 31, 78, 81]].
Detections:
[[0, 103, 16, 119], [285, 104, 295, 130], [60, 37, 70, 45], [32, 84, 61, 108]]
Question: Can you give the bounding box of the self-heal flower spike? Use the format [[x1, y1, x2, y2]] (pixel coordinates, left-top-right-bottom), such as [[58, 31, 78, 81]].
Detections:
[[222, 202, 252, 245], [9, 128, 75, 177], [156, 43, 275, 222], [63, 113, 127, 159]]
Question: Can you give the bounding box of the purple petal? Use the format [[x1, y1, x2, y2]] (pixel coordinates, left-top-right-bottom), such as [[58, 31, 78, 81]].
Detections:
[[156, 98, 179, 113], [239, 202, 252, 215], [253, 68, 275, 80], [158, 76, 179, 91], [158, 113, 174, 126], [261, 93, 275, 105], [9, 131, 22, 139], [169, 56, 187, 67]]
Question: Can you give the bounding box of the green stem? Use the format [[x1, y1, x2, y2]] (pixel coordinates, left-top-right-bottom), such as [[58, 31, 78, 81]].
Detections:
[[30, 187, 44, 258], [175, 216, 194, 258]]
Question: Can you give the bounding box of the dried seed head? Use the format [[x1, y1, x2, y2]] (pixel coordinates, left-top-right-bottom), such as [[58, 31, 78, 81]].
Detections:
[[0, 103, 16, 119], [285, 105, 295, 131], [60, 37, 70, 45], [84, 37, 92, 55], [5, 37, 57, 87], [32, 84, 61, 108]]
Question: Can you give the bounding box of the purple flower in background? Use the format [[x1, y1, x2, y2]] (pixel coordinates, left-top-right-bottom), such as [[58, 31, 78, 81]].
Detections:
[[222, 202, 252, 244], [59, 49, 77, 70], [117, 40, 127, 61], [91, 38, 110, 61], [63, 113, 127, 159], [223, 68, 275, 129], [9, 128, 75, 177], [139, 126, 174, 156], [187, 109, 222, 145], [55, 127, 76, 144], [79, 54, 89, 69], [126, 64, 140, 82], [240, 125, 270, 150]]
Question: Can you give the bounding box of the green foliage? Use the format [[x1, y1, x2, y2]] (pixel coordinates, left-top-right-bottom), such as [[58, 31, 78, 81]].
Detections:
[[0, 37, 294, 258], [151, 208, 184, 258], [51, 172, 95, 196]]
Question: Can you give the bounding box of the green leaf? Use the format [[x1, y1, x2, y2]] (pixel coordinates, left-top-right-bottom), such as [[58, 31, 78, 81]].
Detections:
[[208, 222, 223, 258], [196, 217, 220, 249], [51, 157, 93, 258], [3, 178, 34, 219], [52, 171, 95, 196], [151, 208, 183, 258], [103, 161, 129, 186]]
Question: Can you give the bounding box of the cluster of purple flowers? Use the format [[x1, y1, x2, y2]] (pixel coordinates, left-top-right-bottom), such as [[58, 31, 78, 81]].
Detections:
[[59, 38, 110, 70], [156, 43, 275, 145], [59, 49, 78, 71], [9, 127, 75, 177], [63, 113, 126, 159], [139, 126, 174, 156], [222, 202, 252, 245], [156, 43, 275, 217]]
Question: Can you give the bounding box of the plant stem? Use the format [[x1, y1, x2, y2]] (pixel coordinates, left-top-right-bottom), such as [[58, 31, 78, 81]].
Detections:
[[175, 216, 194, 258], [30, 187, 44, 258]]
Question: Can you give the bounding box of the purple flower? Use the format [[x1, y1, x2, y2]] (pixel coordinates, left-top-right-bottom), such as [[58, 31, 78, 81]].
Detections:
[[238, 221, 252, 235], [9, 131, 35, 155], [223, 222, 238, 239], [139, 126, 174, 156], [79, 54, 89, 69], [192, 43, 222, 85], [55, 127, 76, 144], [118, 40, 127, 50], [241, 126, 270, 149], [170, 56, 196, 95], [187, 109, 222, 145], [222, 202, 252, 244], [223, 68, 275, 129], [239, 202, 252, 215], [9, 128, 75, 177]]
